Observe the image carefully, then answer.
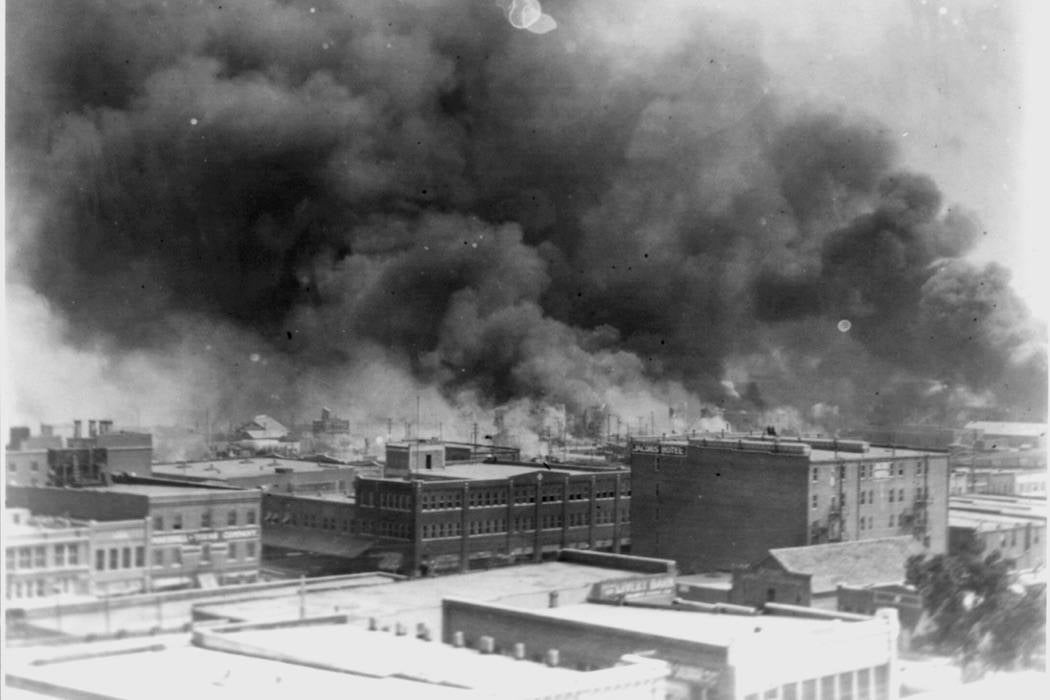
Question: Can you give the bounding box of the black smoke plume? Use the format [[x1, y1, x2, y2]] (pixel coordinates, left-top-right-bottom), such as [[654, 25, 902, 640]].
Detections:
[[6, 0, 1045, 444]]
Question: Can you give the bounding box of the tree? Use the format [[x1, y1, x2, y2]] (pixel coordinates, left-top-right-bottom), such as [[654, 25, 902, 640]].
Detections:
[[906, 543, 1046, 676]]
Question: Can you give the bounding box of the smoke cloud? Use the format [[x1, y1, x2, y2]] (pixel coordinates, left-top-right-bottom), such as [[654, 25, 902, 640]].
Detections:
[[6, 0, 1045, 452]]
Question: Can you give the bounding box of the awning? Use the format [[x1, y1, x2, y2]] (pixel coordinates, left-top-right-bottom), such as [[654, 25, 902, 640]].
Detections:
[[262, 528, 375, 559]]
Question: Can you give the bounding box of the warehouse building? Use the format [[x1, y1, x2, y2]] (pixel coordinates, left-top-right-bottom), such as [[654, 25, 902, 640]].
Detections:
[[260, 440, 631, 576], [630, 436, 949, 573]]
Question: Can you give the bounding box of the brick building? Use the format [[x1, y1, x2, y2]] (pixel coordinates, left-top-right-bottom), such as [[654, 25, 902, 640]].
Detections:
[[630, 436, 949, 573], [5, 420, 152, 487], [7, 483, 261, 591], [261, 442, 631, 576]]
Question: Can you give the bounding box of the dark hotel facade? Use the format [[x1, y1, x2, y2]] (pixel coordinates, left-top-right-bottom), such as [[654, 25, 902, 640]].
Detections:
[[630, 436, 949, 573]]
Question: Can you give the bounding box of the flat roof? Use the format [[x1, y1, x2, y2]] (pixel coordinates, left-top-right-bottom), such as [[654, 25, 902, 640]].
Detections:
[[373, 461, 608, 483], [808, 445, 940, 463], [950, 511, 1045, 532], [950, 495, 1047, 520], [495, 602, 852, 649], [5, 635, 468, 699], [219, 622, 583, 689], [91, 483, 252, 498], [195, 560, 647, 633], [153, 457, 352, 480]]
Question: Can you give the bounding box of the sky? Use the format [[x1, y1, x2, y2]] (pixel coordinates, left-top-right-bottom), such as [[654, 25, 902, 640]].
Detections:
[[4, 0, 1046, 441]]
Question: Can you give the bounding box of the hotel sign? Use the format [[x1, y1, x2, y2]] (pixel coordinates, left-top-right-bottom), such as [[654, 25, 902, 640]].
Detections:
[[631, 442, 686, 456], [151, 527, 259, 546], [591, 574, 676, 601]]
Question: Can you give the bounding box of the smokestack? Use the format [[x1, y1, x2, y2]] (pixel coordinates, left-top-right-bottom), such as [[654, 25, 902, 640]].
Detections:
[[88, 419, 98, 438], [73, 419, 82, 439]]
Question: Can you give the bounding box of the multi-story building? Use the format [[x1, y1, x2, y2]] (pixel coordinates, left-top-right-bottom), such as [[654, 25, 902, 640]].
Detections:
[[5, 420, 152, 487], [7, 482, 261, 591], [261, 440, 631, 576], [4, 508, 150, 602], [630, 436, 949, 573], [949, 468, 1046, 497]]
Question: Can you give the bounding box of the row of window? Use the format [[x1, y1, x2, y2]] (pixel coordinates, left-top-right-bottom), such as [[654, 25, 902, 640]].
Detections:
[[742, 664, 890, 700], [6, 544, 82, 571], [858, 514, 912, 531], [7, 460, 42, 472], [153, 508, 257, 531], [812, 487, 927, 509], [812, 462, 928, 483], [95, 546, 145, 571], [151, 541, 257, 567], [5, 576, 83, 600], [420, 509, 628, 540], [415, 483, 628, 511], [264, 510, 409, 540]]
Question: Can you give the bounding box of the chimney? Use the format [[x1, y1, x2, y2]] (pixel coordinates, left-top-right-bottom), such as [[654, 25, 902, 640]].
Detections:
[[321, 407, 331, 422], [513, 642, 526, 660], [73, 420, 82, 439], [478, 636, 495, 654], [88, 420, 98, 438], [41, 424, 54, 437], [99, 420, 113, 435], [545, 649, 560, 667]]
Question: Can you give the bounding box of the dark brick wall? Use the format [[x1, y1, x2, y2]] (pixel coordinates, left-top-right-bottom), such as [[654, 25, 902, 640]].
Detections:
[[6, 486, 148, 521], [631, 447, 809, 573]]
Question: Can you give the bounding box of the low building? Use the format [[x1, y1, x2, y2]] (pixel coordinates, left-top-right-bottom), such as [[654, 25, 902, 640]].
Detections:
[[730, 537, 924, 610], [442, 596, 903, 699], [233, 414, 297, 453], [949, 468, 1046, 497], [153, 456, 372, 494], [963, 421, 1047, 451], [5, 617, 671, 700], [949, 495, 1046, 571], [7, 482, 261, 591]]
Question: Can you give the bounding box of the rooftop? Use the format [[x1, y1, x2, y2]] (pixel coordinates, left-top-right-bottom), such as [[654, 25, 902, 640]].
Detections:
[[91, 483, 252, 499], [153, 457, 353, 480], [950, 510, 1046, 532], [373, 461, 609, 483], [676, 572, 733, 591], [765, 537, 923, 594], [963, 421, 1047, 439], [485, 600, 860, 649], [950, 495, 1048, 521], [194, 559, 650, 633]]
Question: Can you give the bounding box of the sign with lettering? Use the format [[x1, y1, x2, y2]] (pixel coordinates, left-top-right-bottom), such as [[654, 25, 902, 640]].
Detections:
[[631, 443, 686, 456], [151, 527, 259, 546], [591, 574, 676, 601]]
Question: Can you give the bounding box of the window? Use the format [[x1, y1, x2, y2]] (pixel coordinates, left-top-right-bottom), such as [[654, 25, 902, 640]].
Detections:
[[153, 515, 164, 530], [245, 542, 256, 559], [229, 542, 239, 560], [68, 544, 79, 566], [899, 488, 905, 502], [247, 509, 256, 525], [153, 549, 165, 567], [201, 511, 212, 528], [6, 461, 15, 473], [96, 549, 106, 571], [109, 548, 119, 569], [7, 549, 16, 571], [889, 490, 895, 503], [200, 545, 211, 564], [173, 548, 182, 565], [54, 544, 66, 567], [120, 547, 130, 568], [135, 546, 145, 567], [173, 514, 183, 530], [227, 510, 238, 526], [30, 461, 40, 471], [860, 491, 866, 505], [812, 468, 818, 483], [34, 546, 46, 568], [889, 515, 896, 527], [811, 494, 818, 509]]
